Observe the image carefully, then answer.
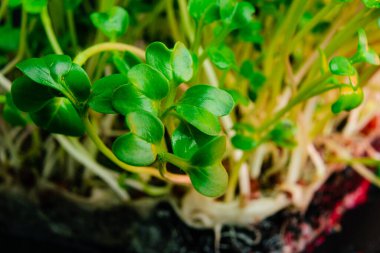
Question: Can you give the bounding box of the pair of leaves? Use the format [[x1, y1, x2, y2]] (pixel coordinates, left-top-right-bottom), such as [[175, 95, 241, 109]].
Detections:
[[219, 0, 255, 31], [91, 6, 129, 39], [11, 55, 91, 136], [171, 122, 228, 197], [146, 42, 194, 85], [188, 0, 220, 25], [231, 123, 257, 151], [175, 85, 234, 136], [89, 74, 163, 166], [331, 86, 364, 114], [350, 29, 380, 65], [112, 110, 164, 166], [207, 44, 237, 70]]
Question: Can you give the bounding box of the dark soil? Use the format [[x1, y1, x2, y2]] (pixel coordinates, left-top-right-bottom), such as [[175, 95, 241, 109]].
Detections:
[[0, 167, 372, 253]]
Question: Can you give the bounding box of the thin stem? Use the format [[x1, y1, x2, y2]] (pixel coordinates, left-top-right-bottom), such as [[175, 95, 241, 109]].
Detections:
[[66, 10, 79, 52], [224, 152, 248, 202], [0, 94, 5, 103], [159, 152, 191, 171], [166, 0, 182, 42], [41, 7, 63, 54], [83, 116, 163, 178], [73, 42, 145, 66], [0, 0, 8, 21], [1, 8, 27, 74], [55, 135, 130, 200]]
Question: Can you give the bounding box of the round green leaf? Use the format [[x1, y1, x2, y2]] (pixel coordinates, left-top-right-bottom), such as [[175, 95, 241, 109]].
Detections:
[[188, 0, 220, 24], [112, 84, 156, 115], [126, 110, 164, 143], [112, 133, 157, 166], [175, 104, 221, 136], [22, 0, 47, 13], [127, 63, 169, 100], [171, 42, 194, 84], [329, 56, 356, 76], [187, 163, 228, 198], [220, 1, 255, 31], [89, 74, 129, 114], [90, 6, 129, 39], [208, 44, 236, 70], [11, 76, 55, 113], [231, 134, 257, 151], [331, 86, 364, 114], [16, 55, 91, 103], [179, 85, 235, 116], [224, 89, 249, 106], [146, 42, 173, 80], [171, 122, 212, 160], [30, 97, 85, 136], [190, 135, 226, 166]]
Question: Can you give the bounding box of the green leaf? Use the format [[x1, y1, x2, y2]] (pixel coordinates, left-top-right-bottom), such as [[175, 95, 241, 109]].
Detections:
[[146, 42, 173, 80], [190, 135, 226, 166], [331, 86, 364, 114], [112, 51, 142, 75], [90, 6, 129, 39], [112, 133, 157, 166], [329, 56, 356, 76], [171, 42, 194, 84], [112, 84, 156, 115], [126, 110, 164, 143], [188, 0, 220, 24], [239, 20, 263, 44], [127, 63, 169, 100], [0, 26, 20, 52], [9, 0, 22, 8], [30, 97, 85, 136], [269, 120, 297, 148], [16, 55, 91, 103], [224, 89, 249, 106], [2, 93, 28, 127], [351, 29, 380, 65], [89, 74, 129, 114], [11, 76, 54, 112], [22, 0, 47, 13], [231, 134, 257, 151], [208, 44, 236, 70], [220, 1, 255, 31], [187, 163, 228, 198], [362, 0, 380, 8], [64, 0, 82, 10], [175, 104, 221, 136], [178, 85, 234, 116]]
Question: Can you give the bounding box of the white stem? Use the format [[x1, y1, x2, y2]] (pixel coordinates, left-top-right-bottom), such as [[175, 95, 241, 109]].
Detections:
[[55, 135, 129, 201], [0, 73, 11, 91], [250, 144, 267, 178], [307, 143, 327, 178]]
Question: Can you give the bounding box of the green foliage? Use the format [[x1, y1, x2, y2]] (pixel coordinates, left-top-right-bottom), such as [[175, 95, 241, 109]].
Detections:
[[231, 134, 257, 151], [178, 85, 234, 116], [268, 120, 297, 148], [331, 86, 364, 114], [208, 44, 236, 70], [112, 84, 156, 115], [188, 0, 220, 24], [172, 42, 194, 84], [22, 0, 47, 14], [350, 29, 380, 65], [112, 133, 157, 166], [2, 93, 28, 127], [187, 163, 228, 198], [64, 0, 82, 10], [362, 0, 380, 8], [91, 6, 129, 39], [220, 0, 255, 31], [125, 110, 164, 144], [127, 63, 169, 100], [0, 26, 20, 52], [146, 42, 173, 80], [89, 74, 129, 114], [12, 55, 90, 136], [329, 56, 356, 76]]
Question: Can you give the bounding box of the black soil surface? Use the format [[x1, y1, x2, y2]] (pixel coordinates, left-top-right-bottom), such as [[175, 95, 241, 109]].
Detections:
[[0, 167, 375, 253]]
